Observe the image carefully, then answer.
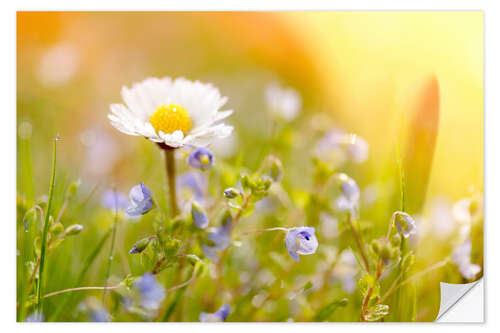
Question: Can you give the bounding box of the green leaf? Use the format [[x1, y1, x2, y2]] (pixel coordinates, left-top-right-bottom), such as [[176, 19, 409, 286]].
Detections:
[[358, 274, 380, 300], [315, 298, 348, 321], [365, 304, 390, 322]]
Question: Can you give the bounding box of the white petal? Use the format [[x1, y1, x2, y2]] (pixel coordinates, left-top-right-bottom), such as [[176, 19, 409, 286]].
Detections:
[[121, 77, 172, 119], [184, 124, 233, 147], [160, 130, 185, 148]]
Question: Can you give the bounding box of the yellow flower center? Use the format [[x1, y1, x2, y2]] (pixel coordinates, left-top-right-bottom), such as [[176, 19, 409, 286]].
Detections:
[[149, 104, 192, 135], [200, 154, 211, 165]]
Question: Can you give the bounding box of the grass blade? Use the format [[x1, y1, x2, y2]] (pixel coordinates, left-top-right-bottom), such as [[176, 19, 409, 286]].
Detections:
[[36, 136, 59, 314]]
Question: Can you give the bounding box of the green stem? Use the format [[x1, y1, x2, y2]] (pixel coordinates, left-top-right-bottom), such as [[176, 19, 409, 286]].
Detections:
[[165, 149, 179, 217], [36, 137, 58, 314], [44, 285, 121, 299], [102, 193, 119, 303], [347, 212, 370, 273]]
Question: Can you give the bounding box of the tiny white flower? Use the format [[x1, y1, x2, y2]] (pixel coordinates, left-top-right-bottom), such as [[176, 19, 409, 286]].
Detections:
[[108, 77, 233, 148], [265, 83, 301, 121], [452, 197, 482, 225], [452, 240, 481, 280]]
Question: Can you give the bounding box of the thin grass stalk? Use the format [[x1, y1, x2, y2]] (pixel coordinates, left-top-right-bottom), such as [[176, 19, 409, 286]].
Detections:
[[36, 137, 58, 314]]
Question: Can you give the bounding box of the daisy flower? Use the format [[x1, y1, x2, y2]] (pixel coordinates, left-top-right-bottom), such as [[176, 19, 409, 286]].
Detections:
[[108, 77, 233, 148]]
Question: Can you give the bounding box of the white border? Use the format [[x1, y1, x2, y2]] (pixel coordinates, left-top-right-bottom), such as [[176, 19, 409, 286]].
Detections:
[[3, 1, 499, 331]]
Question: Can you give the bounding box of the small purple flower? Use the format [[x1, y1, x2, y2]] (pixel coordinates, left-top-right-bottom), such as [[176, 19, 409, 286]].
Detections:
[[200, 304, 231, 322], [201, 212, 232, 262], [129, 246, 140, 254], [134, 273, 166, 310], [346, 134, 369, 163], [315, 129, 345, 157], [315, 130, 368, 164], [187, 147, 214, 170], [126, 182, 154, 216], [335, 173, 360, 214], [25, 312, 44, 322], [452, 240, 481, 280], [177, 171, 207, 204], [191, 201, 209, 229], [101, 189, 129, 211], [285, 227, 318, 262], [90, 308, 109, 322], [392, 211, 417, 238]]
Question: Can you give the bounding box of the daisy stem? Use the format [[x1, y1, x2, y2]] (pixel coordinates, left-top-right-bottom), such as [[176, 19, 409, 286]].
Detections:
[[36, 136, 58, 314], [165, 149, 179, 217]]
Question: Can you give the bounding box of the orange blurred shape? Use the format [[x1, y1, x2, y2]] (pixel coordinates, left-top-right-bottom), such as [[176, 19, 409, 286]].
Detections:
[[404, 75, 440, 214]]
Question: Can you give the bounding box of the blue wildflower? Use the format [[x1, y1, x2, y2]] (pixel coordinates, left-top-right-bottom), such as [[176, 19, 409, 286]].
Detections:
[[178, 171, 207, 201], [134, 273, 166, 310], [392, 211, 417, 238], [335, 173, 360, 214], [129, 237, 151, 254], [177, 171, 207, 211], [191, 201, 209, 229], [285, 227, 319, 262], [199, 304, 231, 322], [315, 129, 368, 164], [90, 308, 109, 322], [201, 211, 232, 262], [101, 189, 129, 211], [187, 147, 214, 170], [126, 182, 154, 216], [25, 312, 44, 322]]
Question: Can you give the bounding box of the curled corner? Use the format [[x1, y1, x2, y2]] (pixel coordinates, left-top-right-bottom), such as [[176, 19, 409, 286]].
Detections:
[[435, 278, 483, 322]]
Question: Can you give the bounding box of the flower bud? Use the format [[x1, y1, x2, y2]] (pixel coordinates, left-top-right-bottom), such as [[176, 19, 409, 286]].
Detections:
[[268, 157, 284, 182], [23, 207, 38, 232], [67, 180, 81, 198], [393, 211, 417, 238], [380, 244, 392, 261], [129, 237, 151, 254], [223, 187, 240, 199], [390, 233, 401, 247], [65, 224, 84, 236], [241, 174, 251, 191], [371, 240, 381, 255], [191, 201, 208, 229], [50, 222, 65, 237]]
